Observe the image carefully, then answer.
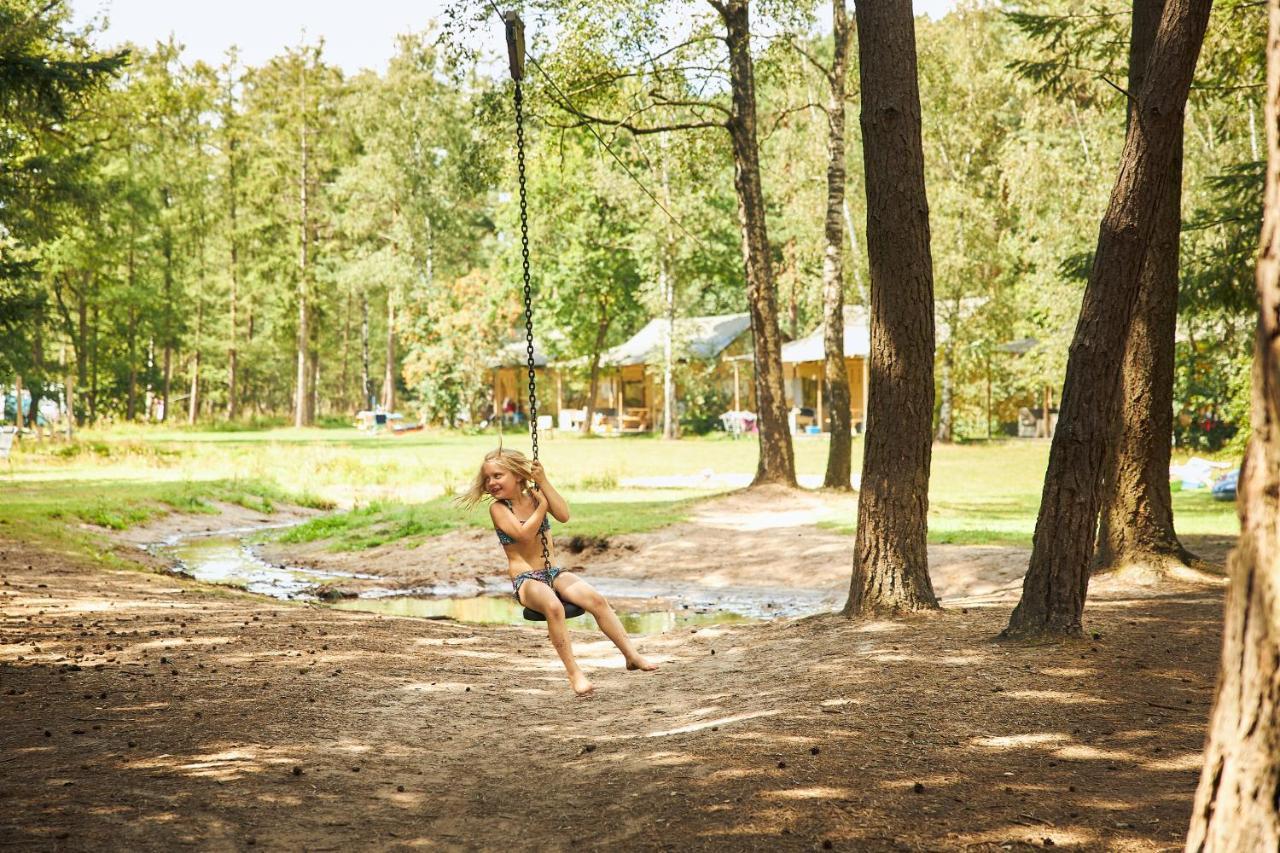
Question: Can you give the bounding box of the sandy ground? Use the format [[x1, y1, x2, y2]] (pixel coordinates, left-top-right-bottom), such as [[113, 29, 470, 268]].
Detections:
[[1, 489, 1233, 851]]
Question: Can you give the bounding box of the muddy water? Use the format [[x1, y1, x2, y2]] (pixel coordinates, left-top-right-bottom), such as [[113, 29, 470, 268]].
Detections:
[[158, 533, 838, 635]]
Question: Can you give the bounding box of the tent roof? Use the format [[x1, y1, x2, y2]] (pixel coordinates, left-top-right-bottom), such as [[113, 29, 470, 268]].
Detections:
[[779, 306, 870, 364], [601, 313, 752, 366], [489, 338, 552, 368]]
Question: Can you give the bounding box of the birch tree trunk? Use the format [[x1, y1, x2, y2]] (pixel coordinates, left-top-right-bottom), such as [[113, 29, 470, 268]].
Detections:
[[821, 0, 854, 490]]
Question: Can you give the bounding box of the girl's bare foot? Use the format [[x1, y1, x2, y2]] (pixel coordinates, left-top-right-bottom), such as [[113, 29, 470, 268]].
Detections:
[[570, 672, 595, 696], [626, 656, 658, 672]]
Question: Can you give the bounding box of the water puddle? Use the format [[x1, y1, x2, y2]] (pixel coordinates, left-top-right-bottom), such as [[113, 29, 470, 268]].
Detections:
[[152, 534, 379, 599], [155, 532, 836, 635]]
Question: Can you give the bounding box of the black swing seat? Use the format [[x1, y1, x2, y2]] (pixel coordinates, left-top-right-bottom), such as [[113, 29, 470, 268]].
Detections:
[[523, 597, 586, 621]]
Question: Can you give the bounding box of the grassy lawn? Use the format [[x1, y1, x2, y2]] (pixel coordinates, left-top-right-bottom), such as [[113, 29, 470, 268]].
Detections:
[[275, 490, 716, 551], [1, 426, 1239, 557]]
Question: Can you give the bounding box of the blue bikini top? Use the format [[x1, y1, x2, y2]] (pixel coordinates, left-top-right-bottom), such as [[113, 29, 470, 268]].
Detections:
[[495, 499, 550, 545]]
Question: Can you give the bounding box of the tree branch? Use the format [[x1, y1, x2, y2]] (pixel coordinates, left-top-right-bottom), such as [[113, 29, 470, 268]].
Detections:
[[649, 90, 732, 116], [762, 101, 827, 142], [780, 37, 834, 87]]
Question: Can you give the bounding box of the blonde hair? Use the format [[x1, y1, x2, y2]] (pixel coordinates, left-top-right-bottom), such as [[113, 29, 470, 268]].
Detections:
[[456, 448, 535, 509]]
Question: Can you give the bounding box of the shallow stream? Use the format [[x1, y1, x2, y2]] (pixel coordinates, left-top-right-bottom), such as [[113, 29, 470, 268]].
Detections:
[[154, 531, 837, 635]]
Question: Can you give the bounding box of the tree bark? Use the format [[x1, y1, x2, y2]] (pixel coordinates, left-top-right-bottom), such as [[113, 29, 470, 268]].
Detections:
[[1186, 6, 1280, 841], [660, 133, 678, 441], [844, 0, 939, 616], [822, 0, 854, 491], [126, 308, 138, 421], [361, 294, 372, 410], [226, 159, 239, 421], [1003, 0, 1213, 640], [717, 0, 796, 487], [936, 341, 954, 443], [381, 288, 396, 412], [1095, 0, 1197, 576], [583, 308, 610, 435], [13, 374, 23, 431], [294, 63, 311, 428]]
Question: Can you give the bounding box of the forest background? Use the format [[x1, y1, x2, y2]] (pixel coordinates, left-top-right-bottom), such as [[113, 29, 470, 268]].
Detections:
[[0, 0, 1264, 447]]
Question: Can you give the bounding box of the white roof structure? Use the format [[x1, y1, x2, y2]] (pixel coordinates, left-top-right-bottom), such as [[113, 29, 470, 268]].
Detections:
[[602, 313, 752, 367], [780, 306, 871, 364], [489, 338, 552, 369]]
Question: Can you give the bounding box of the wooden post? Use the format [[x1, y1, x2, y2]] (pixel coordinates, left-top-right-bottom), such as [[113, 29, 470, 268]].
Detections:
[[815, 363, 824, 432], [733, 361, 741, 412], [1043, 384, 1052, 437], [555, 369, 563, 417], [492, 368, 499, 427], [615, 373, 623, 432]]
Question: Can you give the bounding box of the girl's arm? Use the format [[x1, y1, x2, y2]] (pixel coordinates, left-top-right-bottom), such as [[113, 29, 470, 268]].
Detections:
[[489, 490, 550, 542], [530, 461, 570, 522]]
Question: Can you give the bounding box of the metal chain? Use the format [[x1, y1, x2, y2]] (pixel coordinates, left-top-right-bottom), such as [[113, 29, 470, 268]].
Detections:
[[513, 80, 552, 573]]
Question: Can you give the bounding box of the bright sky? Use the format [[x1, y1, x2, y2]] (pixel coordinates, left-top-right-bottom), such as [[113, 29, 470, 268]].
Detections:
[[71, 1, 961, 75]]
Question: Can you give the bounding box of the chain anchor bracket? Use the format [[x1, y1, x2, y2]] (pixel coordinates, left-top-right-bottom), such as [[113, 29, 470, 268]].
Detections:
[[504, 12, 525, 82]]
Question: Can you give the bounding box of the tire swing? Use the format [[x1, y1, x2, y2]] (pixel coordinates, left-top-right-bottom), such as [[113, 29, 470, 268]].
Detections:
[[503, 11, 585, 623]]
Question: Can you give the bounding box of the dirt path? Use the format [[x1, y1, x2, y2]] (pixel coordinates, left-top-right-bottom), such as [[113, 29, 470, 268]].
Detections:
[[1, 523, 1225, 851]]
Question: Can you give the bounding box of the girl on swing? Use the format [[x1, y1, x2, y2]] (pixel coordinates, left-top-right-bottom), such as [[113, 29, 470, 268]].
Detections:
[[460, 448, 658, 696]]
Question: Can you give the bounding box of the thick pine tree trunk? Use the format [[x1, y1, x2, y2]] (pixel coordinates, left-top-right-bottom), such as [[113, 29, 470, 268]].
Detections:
[[822, 0, 854, 491], [844, 0, 939, 616], [1003, 0, 1213, 640], [1095, 0, 1197, 576], [1187, 7, 1280, 842], [717, 0, 796, 487]]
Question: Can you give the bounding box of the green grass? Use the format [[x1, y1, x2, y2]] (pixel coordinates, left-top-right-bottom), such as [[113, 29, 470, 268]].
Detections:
[[0, 475, 334, 567], [1, 426, 1240, 560], [276, 490, 715, 551]]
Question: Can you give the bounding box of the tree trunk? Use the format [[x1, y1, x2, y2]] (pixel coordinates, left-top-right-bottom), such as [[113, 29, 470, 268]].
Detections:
[[822, 0, 854, 491], [188, 294, 203, 425], [14, 374, 23, 430], [718, 0, 796, 487], [341, 285, 352, 412], [935, 342, 954, 442], [382, 288, 396, 412], [583, 311, 610, 435], [89, 305, 98, 423], [844, 0, 939, 616], [309, 347, 320, 421], [126, 309, 138, 421], [1186, 6, 1280, 841], [660, 134, 679, 441], [226, 187, 239, 421], [28, 331, 42, 440], [661, 258, 678, 439], [361, 294, 371, 410], [294, 65, 311, 429], [1095, 0, 1197, 576], [162, 344, 171, 423], [1003, 0, 1213, 640]]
